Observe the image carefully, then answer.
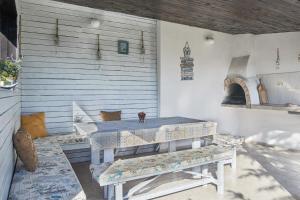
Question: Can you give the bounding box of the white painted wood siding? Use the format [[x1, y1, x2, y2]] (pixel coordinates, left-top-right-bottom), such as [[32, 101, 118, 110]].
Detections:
[[20, 0, 158, 134], [0, 88, 21, 200]]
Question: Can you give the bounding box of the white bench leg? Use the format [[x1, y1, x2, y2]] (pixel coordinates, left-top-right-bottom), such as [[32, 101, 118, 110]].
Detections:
[[104, 148, 114, 199], [91, 139, 101, 165], [192, 138, 202, 173], [231, 146, 237, 170], [115, 183, 123, 200], [104, 148, 114, 163], [217, 161, 225, 194]]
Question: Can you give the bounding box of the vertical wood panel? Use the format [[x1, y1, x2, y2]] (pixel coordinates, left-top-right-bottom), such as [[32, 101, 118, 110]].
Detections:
[[0, 33, 20, 200], [20, 0, 158, 135], [0, 88, 21, 199]]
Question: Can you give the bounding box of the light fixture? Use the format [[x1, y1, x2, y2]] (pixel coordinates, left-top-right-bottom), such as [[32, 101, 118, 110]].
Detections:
[[90, 18, 100, 28], [205, 35, 215, 45]]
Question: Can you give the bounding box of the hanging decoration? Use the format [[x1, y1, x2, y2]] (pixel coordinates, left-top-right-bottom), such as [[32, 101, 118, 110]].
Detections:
[[180, 42, 194, 80], [18, 15, 23, 59], [118, 40, 129, 55], [54, 19, 59, 46], [276, 48, 280, 69], [140, 31, 145, 54], [97, 34, 101, 60]]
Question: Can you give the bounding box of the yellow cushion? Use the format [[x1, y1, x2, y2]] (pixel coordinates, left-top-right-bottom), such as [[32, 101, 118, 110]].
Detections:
[[21, 112, 48, 139], [100, 111, 121, 121]]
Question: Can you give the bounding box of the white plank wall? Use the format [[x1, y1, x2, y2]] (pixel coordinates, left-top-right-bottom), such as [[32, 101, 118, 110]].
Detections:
[[20, 0, 158, 134], [0, 88, 21, 200]]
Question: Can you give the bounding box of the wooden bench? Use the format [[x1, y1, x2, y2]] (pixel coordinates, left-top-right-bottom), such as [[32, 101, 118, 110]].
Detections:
[[90, 145, 234, 200], [8, 138, 86, 200]]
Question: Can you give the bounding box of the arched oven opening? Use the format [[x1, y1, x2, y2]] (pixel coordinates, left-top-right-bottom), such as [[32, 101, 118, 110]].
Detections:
[[222, 83, 246, 105]]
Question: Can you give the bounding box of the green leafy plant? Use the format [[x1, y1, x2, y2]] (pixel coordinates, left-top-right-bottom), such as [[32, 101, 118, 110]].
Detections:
[[0, 58, 21, 82]]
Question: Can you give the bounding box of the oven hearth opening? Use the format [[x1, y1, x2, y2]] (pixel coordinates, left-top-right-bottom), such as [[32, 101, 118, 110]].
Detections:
[[222, 83, 246, 105]]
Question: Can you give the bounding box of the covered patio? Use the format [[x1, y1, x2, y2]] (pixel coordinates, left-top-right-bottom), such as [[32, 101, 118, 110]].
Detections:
[[1, 0, 300, 200]]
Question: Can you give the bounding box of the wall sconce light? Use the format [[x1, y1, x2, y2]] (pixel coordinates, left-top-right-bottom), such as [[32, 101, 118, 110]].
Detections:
[[90, 18, 100, 28], [205, 35, 215, 45]]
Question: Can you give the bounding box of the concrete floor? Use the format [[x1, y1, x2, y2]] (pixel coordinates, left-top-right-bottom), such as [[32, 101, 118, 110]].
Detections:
[[72, 144, 299, 200]]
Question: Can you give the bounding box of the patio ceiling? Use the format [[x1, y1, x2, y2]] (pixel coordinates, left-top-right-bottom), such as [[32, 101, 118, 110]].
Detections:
[[53, 0, 300, 34]]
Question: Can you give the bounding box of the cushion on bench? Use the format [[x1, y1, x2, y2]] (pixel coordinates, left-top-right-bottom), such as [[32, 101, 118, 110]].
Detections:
[[47, 133, 89, 145], [9, 138, 86, 200], [213, 133, 245, 147], [92, 145, 233, 186]]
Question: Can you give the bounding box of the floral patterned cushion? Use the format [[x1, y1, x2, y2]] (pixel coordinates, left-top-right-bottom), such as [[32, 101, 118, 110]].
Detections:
[[9, 138, 86, 200], [213, 133, 245, 146]]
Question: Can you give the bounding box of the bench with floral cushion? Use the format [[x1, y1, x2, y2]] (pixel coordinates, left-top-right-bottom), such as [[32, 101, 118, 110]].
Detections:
[[90, 145, 234, 200], [8, 138, 86, 200]]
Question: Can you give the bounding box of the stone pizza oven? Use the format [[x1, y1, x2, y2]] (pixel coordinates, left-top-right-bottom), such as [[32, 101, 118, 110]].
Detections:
[[222, 55, 260, 107]]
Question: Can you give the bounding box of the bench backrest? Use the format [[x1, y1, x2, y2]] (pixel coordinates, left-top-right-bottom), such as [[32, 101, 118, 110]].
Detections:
[[100, 145, 233, 186]]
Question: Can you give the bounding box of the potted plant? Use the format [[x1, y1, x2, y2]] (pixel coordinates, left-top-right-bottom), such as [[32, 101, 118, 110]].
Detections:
[[0, 58, 21, 87]]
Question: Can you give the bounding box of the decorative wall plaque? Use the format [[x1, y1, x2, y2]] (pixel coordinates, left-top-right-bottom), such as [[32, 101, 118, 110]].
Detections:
[[180, 42, 194, 80], [118, 40, 129, 55]]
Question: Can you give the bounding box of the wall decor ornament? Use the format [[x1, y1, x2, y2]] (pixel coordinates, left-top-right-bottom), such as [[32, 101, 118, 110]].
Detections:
[[118, 40, 129, 55], [140, 31, 145, 54], [276, 48, 280, 69], [54, 19, 59, 46], [97, 34, 101, 60], [18, 15, 23, 59], [180, 42, 194, 80]]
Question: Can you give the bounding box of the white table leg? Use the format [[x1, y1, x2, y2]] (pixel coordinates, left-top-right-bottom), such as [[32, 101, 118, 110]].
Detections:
[[192, 138, 201, 172], [217, 161, 225, 194], [104, 148, 114, 163], [168, 141, 176, 152], [192, 138, 201, 149], [115, 183, 123, 200], [91, 142, 101, 165], [104, 148, 114, 199], [199, 138, 210, 185]]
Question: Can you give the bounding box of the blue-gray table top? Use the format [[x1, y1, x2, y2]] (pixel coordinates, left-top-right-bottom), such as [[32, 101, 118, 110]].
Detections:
[[74, 117, 217, 149], [94, 117, 205, 132]]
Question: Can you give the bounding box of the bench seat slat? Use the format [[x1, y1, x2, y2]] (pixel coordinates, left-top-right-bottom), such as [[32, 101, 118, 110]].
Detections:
[[95, 145, 233, 186], [8, 139, 86, 200]]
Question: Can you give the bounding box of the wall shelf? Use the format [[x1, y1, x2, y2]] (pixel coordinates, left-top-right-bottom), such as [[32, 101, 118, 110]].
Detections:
[[222, 103, 300, 115], [0, 83, 18, 90]]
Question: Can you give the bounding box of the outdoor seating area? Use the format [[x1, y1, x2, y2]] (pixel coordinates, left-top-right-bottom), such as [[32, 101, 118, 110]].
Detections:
[[1, 0, 300, 200]]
